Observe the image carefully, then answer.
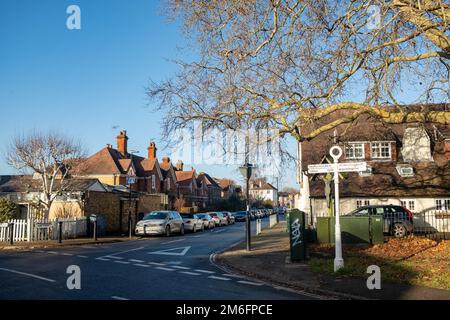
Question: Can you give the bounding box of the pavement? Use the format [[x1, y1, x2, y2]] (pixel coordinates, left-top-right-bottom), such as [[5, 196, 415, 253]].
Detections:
[[215, 219, 450, 300], [0, 217, 322, 300]]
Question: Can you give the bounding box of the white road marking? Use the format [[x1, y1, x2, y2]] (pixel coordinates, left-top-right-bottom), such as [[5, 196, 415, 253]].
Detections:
[[155, 267, 175, 272], [148, 246, 191, 256], [95, 257, 110, 261], [107, 256, 123, 260], [170, 266, 190, 270], [161, 238, 185, 245], [129, 259, 144, 263], [106, 246, 145, 258], [61, 253, 73, 256], [77, 255, 88, 258], [0, 267, 56, 283], [222, 273, 246, 278], [148, 262, 166, 266], [180, 271, 201, 276], [192, 235, 202, 238], [134, 264, 150, 268], [194, 269, 215, 274], [165, 261, 182, 265], [208, 276, 231, 281], [237, 280, 264, 286], [114, 261, 130, 265], [213, 229, 225, 234], [111, 296, 129, 300], [47, 251, 58, 255]]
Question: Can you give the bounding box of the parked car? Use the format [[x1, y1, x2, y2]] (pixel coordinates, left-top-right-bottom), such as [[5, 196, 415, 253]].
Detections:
[[345, 205, 414, 238], [208, 212, 228, 226], [221, 211, 235, 224], [196, 213, 215, 229], [181, 213, 204, 233], [232, 211, 247, 222], [135, 211, 184, 237]]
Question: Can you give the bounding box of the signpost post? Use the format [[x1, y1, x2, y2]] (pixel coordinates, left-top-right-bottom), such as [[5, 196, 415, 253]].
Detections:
[[308, 146, 367, 272]]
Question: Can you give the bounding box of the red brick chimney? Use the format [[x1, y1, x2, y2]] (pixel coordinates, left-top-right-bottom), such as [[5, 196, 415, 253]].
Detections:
[[116, 131, 128, 157], [147, 142, 157, 160], [162, 157, 171, 163]]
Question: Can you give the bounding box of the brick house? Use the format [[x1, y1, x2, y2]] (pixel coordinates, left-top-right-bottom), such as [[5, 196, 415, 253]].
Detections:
[[74, 131, 164, 194], [159, 156, 179, 209], [197, 172, 222, 205], [297, 104, 450, 229], [173, 161, 208, 209]]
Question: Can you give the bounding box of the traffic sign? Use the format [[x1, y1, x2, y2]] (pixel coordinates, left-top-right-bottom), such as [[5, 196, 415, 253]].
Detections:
[[126, 176, 137, 185], [308, 162, 367, 174]]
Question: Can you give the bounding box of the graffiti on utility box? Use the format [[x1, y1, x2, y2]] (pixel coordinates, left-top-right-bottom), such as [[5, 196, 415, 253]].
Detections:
[[291, 218, 302, 247]]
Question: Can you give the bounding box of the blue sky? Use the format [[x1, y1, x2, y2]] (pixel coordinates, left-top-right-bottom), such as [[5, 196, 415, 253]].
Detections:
[[0, 0, 297, 189]]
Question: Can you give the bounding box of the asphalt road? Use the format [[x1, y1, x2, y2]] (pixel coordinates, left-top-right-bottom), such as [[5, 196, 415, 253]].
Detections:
[[0, 218, 321, 300]]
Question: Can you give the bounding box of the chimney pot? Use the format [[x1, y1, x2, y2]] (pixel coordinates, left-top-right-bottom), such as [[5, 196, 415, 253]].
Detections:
[[176, 160, 184, 171]]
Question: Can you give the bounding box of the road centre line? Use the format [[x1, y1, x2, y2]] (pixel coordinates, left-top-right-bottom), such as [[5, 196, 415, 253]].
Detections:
[[0, 267, 56, 283], [208, 275, 231, 281], [148, 262, 166, 266], [134, 264, 150, 268], [194, 269, 215, 274], [111, 296, 129, 300], [114, 261, 130, 265], [155, 267, 175, 272], [170, 266, 190, 270], [106, 256, 123, 260], [179, 271, 201, 276], [77, 255, 88, 258], [129, 259, 144, 263]]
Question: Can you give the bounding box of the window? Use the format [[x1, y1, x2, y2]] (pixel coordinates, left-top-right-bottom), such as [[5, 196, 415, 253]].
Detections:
[[356, 200, 363, 208], [437, 199, 450, 210], [408, 200, 415, 211], [151, 174, 156, 190], [364, 200, 370, 206], [371, 142, 391, 159], [400, 200, 406, 208], [345, 143, 364, 159], [167, 178, 171, 190]]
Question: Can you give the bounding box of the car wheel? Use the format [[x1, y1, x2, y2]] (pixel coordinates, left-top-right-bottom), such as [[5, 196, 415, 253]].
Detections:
[[165, 225, 171, 237], [392, 223, 407, 238], [180, 224, 185, 235]]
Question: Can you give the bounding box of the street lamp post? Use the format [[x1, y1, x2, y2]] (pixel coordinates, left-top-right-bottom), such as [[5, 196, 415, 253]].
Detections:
[[127, 150, 139, 239], [239, 163, 253, 251]]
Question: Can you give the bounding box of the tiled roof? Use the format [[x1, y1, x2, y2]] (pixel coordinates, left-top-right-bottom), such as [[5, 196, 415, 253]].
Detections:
[[250, 178, 277, 190], [0, 175, 104, 193]]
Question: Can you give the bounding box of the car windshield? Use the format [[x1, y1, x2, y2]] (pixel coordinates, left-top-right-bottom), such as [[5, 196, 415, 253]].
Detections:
[[209, 213, 218, 217], [196, 214, 207, 218], [143, 212, 168, 220], [181, 214, 195, 219]]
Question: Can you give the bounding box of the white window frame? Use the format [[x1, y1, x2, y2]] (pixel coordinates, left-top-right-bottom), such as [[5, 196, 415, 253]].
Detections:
[[356, 200, 363, 208], [445, 200, 450, 211], [371, 142, 391, 159], [345, 143, 365, 159], [364, 200, 370, 206], [401, 199, 415, 212], [436, 199, 443, 210]]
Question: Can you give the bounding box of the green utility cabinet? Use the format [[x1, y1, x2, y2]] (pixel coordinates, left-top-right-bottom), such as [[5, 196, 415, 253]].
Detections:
[[316, 215, 383, 244], [288, 209, 307, 261]]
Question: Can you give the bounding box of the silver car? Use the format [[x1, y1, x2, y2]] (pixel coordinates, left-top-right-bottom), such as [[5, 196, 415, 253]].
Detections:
[[135, 211, 184, 237], [207, 212, 228, 226], [195, 213, 215, 229], [181, 213, 204, 233]]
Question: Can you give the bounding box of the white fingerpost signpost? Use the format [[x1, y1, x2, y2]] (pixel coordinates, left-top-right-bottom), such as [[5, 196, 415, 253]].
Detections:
[[308, 145, 367, 272]]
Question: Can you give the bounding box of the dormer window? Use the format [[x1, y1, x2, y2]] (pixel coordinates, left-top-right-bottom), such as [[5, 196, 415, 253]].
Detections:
[[345, 143, 364, 159], [371, 142, 391, 159]]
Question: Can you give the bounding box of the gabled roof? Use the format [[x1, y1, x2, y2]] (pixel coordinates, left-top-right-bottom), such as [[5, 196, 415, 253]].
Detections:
[[250, 178, 277, 190], [75, 146, 163, 180], [175, 170, 197, 187], [198, 172, 221, 188], [0, 175, 107, 193]]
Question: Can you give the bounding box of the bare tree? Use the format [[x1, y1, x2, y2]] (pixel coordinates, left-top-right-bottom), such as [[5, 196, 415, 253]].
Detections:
[[149, 0, 449, 143], [6, 131, 85, 219]]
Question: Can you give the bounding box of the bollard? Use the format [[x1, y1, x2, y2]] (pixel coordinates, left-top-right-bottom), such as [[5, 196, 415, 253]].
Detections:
[[93, 220, 97, 241], [9, 222, 14, 246], [58, 221, 63, 243], [128, 218, 132, 239]]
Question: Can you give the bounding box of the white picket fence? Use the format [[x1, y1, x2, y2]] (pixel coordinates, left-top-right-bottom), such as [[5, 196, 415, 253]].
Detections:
[[0, 218, 88, 242]]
